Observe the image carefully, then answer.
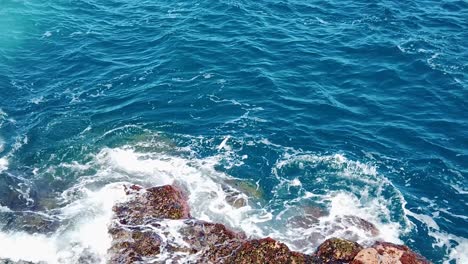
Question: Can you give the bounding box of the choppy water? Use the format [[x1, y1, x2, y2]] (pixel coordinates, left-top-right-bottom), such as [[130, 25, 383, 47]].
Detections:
[[0, 0, 467, 263]]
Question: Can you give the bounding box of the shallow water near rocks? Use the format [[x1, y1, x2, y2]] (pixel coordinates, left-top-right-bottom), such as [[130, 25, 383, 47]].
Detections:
[[0, 0, 467, 263]]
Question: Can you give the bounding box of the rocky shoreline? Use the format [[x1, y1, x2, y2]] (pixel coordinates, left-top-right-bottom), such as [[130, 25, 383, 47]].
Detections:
[[0, 183, 430, 264], [106, 184, 430, 264]]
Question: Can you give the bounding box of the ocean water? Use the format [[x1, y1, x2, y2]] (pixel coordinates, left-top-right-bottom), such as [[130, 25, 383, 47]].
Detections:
[[0, 0, 467, 263]]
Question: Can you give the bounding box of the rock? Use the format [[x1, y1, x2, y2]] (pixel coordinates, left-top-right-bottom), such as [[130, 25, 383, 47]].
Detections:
[[108, 185, 189, 263], [287, 205, 329, 228], [0, 173, 37, 210], [351, 241, 430, 264], [0, 211, 60, 234], [224, 179, 264, 200], [0, 259, 45, 264], [351, 248, 379, 264], [113, 185, 190, 225], [108, 226, 162, 264], [107, 184, 429, 264], [338, 215, 380, 236], [223, 186, 248, 208], [315, 238, 363, 263], [201, 237, 314, 264], [180, 219, 245, 252], [75, 247, 101, 264]]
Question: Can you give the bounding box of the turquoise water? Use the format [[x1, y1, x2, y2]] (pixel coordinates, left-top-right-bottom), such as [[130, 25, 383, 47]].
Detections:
[[0, 0, 467, 263]]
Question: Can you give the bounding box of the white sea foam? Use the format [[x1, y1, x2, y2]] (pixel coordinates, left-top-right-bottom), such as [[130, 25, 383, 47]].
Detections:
[[0, 140, 449, 262], [91, 147, 265, 234], [217, 135, 230, 150], [448, 238, 468, 264], [0, 157, 8, 173], [406, 208, 468, 264], [268, 152, 410, 253], [0, 204, 11, 212], [0, 232, 57, 263], [0, 183, 128, 263], [29, 96, 45, 105]]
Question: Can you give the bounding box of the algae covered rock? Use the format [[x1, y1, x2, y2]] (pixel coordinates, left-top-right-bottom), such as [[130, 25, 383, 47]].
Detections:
[[201, 237, 314, 264], [107, 184, 429, 264], [108, 226, 161, 264], [315, 237, 363, 263], [113, 184, 190, 225], [108, 184, 189, 263], [180, 219, 245, 253]]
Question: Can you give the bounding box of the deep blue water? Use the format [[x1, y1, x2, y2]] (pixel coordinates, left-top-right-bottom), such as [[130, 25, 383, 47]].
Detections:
[[0, 0, 467, 263]]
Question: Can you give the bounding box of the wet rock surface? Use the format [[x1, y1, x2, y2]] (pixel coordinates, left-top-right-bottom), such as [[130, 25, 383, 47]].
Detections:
[[200, 237, 314, 264], [108, 184, 430, 264], [113, 184, 190, 225], [315, 238, 363, 263], [0, 259, 45, 264], [351, 241, 430, 264], [180, 219, 245, 252], [0, 211, 60, 234], [108, 226, 162, 264]]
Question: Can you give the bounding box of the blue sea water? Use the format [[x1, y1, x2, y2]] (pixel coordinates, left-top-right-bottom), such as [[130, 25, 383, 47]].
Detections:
[[0, 0, 467, 263]]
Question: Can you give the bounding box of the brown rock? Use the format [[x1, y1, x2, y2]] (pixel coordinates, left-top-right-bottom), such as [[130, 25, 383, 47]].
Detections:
[[351, 248, 379, 264], [315, 237, 363, 263], [351, 241, 430, 264], [200, 237, 314, 264], [180, 219, 245, 252], [113, 185, 190, 225], [108, 226, 161, 263]]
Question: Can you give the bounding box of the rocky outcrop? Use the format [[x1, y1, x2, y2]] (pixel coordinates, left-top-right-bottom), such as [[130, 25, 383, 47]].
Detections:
[[114, 185, 190, 225], [351, 241, 430, 264], [108, 226, 162, 264], [107, 184, 430, 264], [201, 237, 314, 264], [315, 238, 363, 263]]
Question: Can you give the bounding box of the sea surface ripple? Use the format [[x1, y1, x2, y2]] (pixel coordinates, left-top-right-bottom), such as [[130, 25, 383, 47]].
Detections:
[[0, 0, 467, 263]]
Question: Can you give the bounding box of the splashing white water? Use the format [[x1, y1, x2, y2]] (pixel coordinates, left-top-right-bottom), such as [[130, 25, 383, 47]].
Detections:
[[0, 157, 8, 173], [0, 183, 127, 263], [0, 143, 414, 263]]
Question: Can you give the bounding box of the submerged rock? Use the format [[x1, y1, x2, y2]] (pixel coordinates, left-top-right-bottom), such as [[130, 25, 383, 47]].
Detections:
[[224, 179, 263, 200], [0, 259, 45, 264], [0, 211, 60, 234], [338, 215, 380, 237], [315, 238, 363, 263], [351, 241, 430, 264]]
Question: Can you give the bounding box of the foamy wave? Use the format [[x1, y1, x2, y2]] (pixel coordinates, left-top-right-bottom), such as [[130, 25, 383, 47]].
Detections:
[[0, 183, 128, 263], [268, 152, 410, 253], [0, 142, 418, 262], [91, 147, 266, 235], [406, 209, 468, 264], [0, 157, 8, 173], [0, 137, 4, 153]]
